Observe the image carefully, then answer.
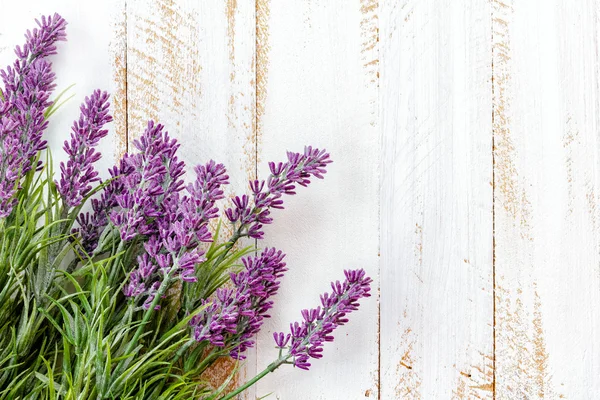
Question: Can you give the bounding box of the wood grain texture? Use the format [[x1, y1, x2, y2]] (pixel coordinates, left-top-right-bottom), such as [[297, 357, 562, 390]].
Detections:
[[493, 0, 600, 398], [380, 1, 494, 398], [125, 0, 256, 396], [254, 1, 380, 398]]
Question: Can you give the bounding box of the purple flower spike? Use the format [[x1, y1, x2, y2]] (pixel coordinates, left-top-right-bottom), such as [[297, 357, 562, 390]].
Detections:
[[122, 155, 230, 309], [0, 14, 67, 218], [229, 248, 287, 359], [110, 120, 185, 241], [190, 248, 288, 359], [273, 332, 291, 348], [56, 90, 112, 207], [123, 270, 145, 298], [20, 14, 67, 60], [191, 294, 239, 347], [275, 269, 372, 371], [74, 121, 188, 252], [72, 159, 130, 253], [225, 146, 331, 240]]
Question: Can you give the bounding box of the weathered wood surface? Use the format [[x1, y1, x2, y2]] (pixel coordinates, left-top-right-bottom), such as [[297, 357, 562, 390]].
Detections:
[[493, 0, 600, 398], [3, 0, 600, 398], [380, 1, 494, 398]]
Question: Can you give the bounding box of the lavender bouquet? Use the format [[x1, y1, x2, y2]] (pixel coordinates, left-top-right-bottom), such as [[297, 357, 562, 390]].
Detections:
[[0, 14, 372, 399]]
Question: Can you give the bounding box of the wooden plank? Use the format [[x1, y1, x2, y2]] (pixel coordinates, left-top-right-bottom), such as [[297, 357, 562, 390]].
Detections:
[[0, 0, 125, 174], [379, 1, 494, 398], [125, 0, 256, 396], [254, 1, 380, 398], [493, 0, 600, 398], [126, 0, 256, 184]]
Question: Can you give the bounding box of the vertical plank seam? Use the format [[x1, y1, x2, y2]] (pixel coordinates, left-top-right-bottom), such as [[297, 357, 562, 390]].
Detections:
[[377, 259, 381, 400], [111, 0, 129, 157], [376, 1, 381, 399], [254, 0, 259, 383], [490, 2, 496, 399], [254, 0, 258, 186]]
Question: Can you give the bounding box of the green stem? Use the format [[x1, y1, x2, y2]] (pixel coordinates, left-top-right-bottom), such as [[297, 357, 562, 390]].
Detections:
[[186, 230, 242, 313], [110, 273, 172, 388], [219, 355, 290, 400], [107, 240, 125, 286], [173, 339, 195, 363], [212, 231, 241, 268]]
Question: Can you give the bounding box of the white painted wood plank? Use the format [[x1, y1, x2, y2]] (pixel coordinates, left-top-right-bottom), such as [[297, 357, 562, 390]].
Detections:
[[125, 0, 256, 395], [493, 1, 600, 398], [255, 1, 380, 399], [0, 0, 124, 178], [380, 1, 494, 398]]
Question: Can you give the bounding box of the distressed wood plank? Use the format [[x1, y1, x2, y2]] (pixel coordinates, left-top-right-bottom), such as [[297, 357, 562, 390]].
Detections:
[[255, 1, 380, 398], [125, 0, 256, 395], [127, 0, 256, 187], [380, 1, 494, 398], [0, 0, 125, 176], [493, 1, 600, 398]]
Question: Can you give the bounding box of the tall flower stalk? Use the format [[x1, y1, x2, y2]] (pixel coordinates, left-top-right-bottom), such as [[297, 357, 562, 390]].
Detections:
[[0, 13, 66, 218], [56, 89, 112, 208], [220, 269, 372, 400], [224, 146, 331, 242]]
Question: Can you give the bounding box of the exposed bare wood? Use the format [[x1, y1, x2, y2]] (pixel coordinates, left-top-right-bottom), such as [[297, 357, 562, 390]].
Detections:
[[110, 1, 128, 157]]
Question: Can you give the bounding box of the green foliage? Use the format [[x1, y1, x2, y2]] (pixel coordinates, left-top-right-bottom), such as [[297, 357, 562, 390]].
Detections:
[[0, 148, 253, 399]]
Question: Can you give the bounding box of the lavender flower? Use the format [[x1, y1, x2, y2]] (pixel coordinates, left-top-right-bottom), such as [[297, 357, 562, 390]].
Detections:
[[190, 289, 240, 347], [274, 269, 372, 370], [225, 146, 331, 240], [0, 14, 66, 217], [74, 120, 229, 259], [124, 159, 229, 309], [110, 120, 185, 241], [190, 248, 287, 358], [74, 120, 186, 252], [56, 90, 112, 207], [73, 159, 131, 253], [186, 160, 229, 220], [7, 14, 67, 65]]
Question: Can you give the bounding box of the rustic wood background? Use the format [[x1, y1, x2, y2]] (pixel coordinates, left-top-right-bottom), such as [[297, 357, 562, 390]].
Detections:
[[2, 1, 599, 399]]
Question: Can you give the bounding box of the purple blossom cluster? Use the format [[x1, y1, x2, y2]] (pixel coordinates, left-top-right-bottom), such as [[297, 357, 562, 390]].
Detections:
[[273, 269, 372, 370], [123, 156, 229, 309], [225, 146, 331, 240], [190, 248, 287, 358], [0, 14, 66, 217], [56, 90, 112, 207], [110, 121, 185, 241], [73, 159, 127, 253], [71, 118, 331, 314]]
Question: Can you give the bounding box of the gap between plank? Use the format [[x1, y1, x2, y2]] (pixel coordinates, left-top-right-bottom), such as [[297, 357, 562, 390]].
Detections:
[[490, 3, 497, 399]]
